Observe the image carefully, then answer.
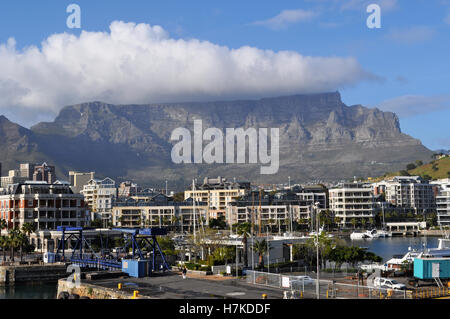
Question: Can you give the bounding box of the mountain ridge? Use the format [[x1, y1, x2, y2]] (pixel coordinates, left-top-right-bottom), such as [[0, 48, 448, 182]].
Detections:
[[0, 92, 433, 188]]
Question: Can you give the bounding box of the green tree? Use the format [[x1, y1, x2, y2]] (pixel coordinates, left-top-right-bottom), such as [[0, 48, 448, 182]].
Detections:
[[252, 239, 270, 269], [236, 222, 252, 268], [319, 210, 333, 231], [350, 218, 358, 229], [8, 230, 22, 262], [21, 222, 36, 238], [406, 163, 416, 170], [209, 216, 227, 230], [0, 236, 8, 262], [361, 218, 367, 229], [415, 160, 423, 167], [90, 219, 103, 228]]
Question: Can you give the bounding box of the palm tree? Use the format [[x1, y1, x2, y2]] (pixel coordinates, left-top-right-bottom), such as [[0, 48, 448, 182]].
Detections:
[[267, 219, 275, 233], [361, 218, 367, 230], [8, 232, 21, 262], [0, 236, 8, 262], [171, 216, 178, 231], [350, 218, 358, 230], [236, 222, 251, 268], [251, 239, 270, 269], [21, 222, 35, 251], [17, 232, 28, 262], [334, 217, 342, 230], [0, 219, 7, 235]]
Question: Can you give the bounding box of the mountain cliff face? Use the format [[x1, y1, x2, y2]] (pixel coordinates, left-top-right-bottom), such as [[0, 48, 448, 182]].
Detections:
[[0, 92, 432, 187]]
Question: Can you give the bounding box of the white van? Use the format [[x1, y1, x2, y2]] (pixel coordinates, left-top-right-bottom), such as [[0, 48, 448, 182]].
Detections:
[[373, 277, 406, 290]]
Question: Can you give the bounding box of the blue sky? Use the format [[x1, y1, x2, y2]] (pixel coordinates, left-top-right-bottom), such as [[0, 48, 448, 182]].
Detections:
[[0, 0, 449, 150]]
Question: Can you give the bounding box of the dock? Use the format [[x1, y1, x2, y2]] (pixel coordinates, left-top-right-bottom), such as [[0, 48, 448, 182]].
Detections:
[[57, 271, 284, 299]]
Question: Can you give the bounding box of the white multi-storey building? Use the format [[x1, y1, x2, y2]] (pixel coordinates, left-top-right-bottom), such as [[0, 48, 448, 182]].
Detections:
[[431, 179, 450, 226], [375, 176, 435, 214], [329, 182, 375, 228], [81, 177, 117, 224], [184, 177, 249, 221], [112, 195, 208, 231]]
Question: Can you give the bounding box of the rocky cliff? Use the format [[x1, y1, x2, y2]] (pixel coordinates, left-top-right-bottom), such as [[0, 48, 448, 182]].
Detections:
[[0, 92, 432, 188]]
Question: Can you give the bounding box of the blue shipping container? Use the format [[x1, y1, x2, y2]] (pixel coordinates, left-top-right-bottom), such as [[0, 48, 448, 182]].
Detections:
[[122, 259, 149, 278], [414, 257, 450, 279]]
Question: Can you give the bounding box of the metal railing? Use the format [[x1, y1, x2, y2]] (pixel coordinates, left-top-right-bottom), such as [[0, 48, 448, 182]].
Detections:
[[245, 270, 420, 299]]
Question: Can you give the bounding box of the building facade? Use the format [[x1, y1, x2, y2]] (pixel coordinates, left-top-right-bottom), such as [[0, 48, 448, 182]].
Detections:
[[375, 176, 435, 214], [81, 178, 117, 224], [0, 181, 88, 231], [112, 195, 208, 231], [329, 182, 375, 228], [226, 191, 314, 231], [32, 162, 57, 184], [431, 179, 450, 226], [184, 176, 250, 221], [69, 171, 95, 194]]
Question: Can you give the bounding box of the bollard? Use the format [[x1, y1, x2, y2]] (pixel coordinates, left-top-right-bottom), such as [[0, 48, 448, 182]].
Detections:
[[326, 290, 329, 299], [132, 290, 139, 299], [300, 291, 303, 299], [118, 283, 122, 290]]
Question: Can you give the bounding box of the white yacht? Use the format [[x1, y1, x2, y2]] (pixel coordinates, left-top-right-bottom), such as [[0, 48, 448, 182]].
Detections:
[[350, 231, 371, 240], [386, 237, 450, 269], [309, 226, 334, 238], [350, 229, 392, 240], [420, 238, 450, 258], [385, 247, 422, 269]]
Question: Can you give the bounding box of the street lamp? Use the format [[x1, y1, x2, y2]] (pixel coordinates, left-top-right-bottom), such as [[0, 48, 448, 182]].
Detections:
[[236, 241, 238, 277], [266, 225, 270, 273], [314, 202, 320, 299]]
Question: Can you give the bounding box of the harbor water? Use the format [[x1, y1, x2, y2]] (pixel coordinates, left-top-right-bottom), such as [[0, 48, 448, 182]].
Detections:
[[0, 282, 57, 299], [0, 237, 443, 298], [344, 236, 440, 262]]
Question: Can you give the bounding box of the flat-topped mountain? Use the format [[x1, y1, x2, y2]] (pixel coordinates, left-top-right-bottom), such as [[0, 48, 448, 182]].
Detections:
[[0, 92, 432, 188]]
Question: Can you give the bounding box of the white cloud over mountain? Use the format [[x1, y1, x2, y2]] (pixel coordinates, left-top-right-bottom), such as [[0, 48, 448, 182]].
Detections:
[[377, 94, 450, 118], [0, 21, 377, 126]]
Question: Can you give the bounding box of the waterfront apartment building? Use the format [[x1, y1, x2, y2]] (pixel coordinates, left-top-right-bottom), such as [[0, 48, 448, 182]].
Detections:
[[81, 177, 117, 224], [295, 184, 328, 209], [329, 182, 375, 228], [111, 195, 208, 231], [431, 179, 450, 226], [184, 176, 250, 221], [0, 181, 88, 230], [226, 191, 314, 231], [375, 176, 435, 214]]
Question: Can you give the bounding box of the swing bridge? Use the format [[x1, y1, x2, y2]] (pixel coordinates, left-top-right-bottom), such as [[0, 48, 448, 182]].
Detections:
[[55, 226, 171, 273]]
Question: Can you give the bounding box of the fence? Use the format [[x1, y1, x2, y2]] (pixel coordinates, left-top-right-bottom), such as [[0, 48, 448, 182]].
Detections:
[[245, 270, 415, 299]]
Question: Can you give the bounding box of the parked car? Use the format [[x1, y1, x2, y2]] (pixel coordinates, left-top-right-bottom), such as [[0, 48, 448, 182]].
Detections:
[[290, 275, 315, 288], [373, 277, 406, 290]]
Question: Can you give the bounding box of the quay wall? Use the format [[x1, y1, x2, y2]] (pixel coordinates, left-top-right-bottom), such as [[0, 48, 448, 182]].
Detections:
[[57, 279, 150, 299], [0, 263, 68, 285]]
